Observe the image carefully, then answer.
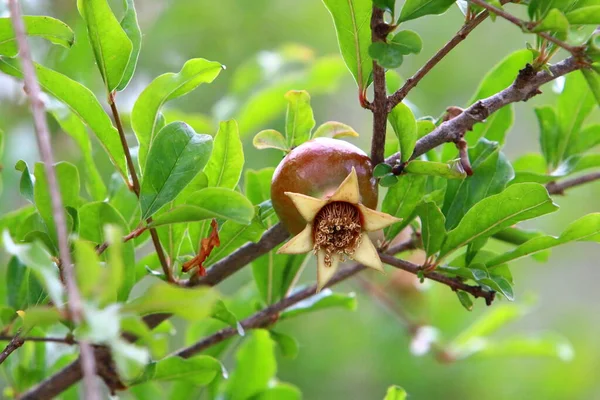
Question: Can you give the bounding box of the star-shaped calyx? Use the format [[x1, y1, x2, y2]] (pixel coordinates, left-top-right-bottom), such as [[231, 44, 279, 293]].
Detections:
[[277, 168, 401, 291]]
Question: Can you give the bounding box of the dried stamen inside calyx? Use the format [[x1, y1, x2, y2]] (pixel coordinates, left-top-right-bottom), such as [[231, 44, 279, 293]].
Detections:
[[313, 201, 362, 267]]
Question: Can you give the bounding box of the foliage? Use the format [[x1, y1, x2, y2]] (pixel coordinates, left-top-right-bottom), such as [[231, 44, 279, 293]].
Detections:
[[0, 0, 599, 399]]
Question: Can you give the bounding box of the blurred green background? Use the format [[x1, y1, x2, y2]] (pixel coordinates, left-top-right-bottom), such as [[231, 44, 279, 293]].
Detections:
[[1, 1, 599, 399]]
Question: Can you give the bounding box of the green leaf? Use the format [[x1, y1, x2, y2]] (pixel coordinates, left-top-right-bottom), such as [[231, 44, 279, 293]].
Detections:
[[74, 240, 101, 300], [379, 174, 399, 187], [252, 383, 302, 400], [134, 355, 221, 386], [466, 50, 533, 146], [582, 68, 600, 107], [33, 162, 79, 245], [478, 275, 514, 301], [0, 16, 74, 57], [280, 289, 357, 320], [204, 120, 244, 189], [131, 58, 223, 169], [0, 57, 128, 179], [253, 129, 289, 152], [6, 257, 44, 311], [148, 188, 255, 227], [285, 90, 315, 147], [245, 168, 275, 205], [383, 385, 407, 400], [439, 183, 559, 259], [417, 202, 446, 257], [382, 174, 427, 239], [535, 106, 560, 167], [140, 122, 213, 218], [566, 123, 600, 157], [205, 220, 265, 266], [442, 139, 514, 230], [322, 0, 373, 92], [116, 0, 142, 91], [3, 233, 63, 309], [15, 160, 34, 204], [111, 339, 150, 382], [374, 163, 393, 178], [388, 103, 417, 163], [123, 281, 218, 320], [253, 252, 308, 304], [312, 121, 359, 139], [473, 333, 573, 361], [369, 42, 404, 69], [456, 291, 473, 311], [565, 6, 600, 24], [77, 0, 133, 91], [212, 300, 244, 336], [404, 160, 467, 179], [487, 213, 600, 267], [557, 71, 595, 162], [532, 8, 569, 33], [226, 330, 277, 400], [373, 0, 396, 13], [398, 0, 456, 22], [269, 331, 299, 359], [20, 306, 62, 333], [389, 30, 423, 54], [49, 106, 106, 201]]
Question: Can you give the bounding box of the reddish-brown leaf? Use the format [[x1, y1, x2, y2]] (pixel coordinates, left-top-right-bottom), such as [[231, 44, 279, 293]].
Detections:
[[182, 219, 220, 276]]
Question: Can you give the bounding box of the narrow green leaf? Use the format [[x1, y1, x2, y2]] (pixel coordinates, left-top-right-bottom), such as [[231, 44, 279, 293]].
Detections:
[[15, 160, 34, 204], [566, 123, 600, 157], [398, 0, 456, 22], [3, 233, 64, 309], [0, 16, 74, 57], [148, 188, 255, 227], [535, 106, 560, 167], [382, 174, 427, 239], [252, 383, 302, 400], [582, 68, 600, 107], [204, 120, 244, 189], [383, 385, 407, 400], [253, 129, 289, 152], [212, 300, 244, 336], [6, 257, 44, 311], [285, 90, 315, 147], [369, 42, 404, 69], [253, 252, 308, 304], [388, 103, 417, 163], [131, 58, 223, 169], [245, 168, 275, 205], [116, 0, 142, 91], [280, 289, 357, 320], [123, 281, 218, 320], [226, 330, 277, 400], [565, 6, 600, 24], [417, 202, 446, 257], [456, 291, 473, 311], [134, 355, 221, 386], [532, 8, 569, 33], [322, 0, 373, 91], [74, 240, 102, 299], [140, 122, 213, 218], [474, 333, 574, 361], [269, 331, 299, 359], [442, 139, 514, 230], [487, 213, 600, 267], [312, 121, 359, 139], [404, 160, 466, 179], [77, 0, 133, 91], [0, 57, 128, 179], [20, 306, 62, 333], [439, 183, 559, 259]]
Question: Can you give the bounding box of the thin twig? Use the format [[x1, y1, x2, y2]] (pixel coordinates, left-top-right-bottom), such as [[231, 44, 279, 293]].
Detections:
[[96, 226, 147, 255], [386, 57, 583, 166], [0, 335, 77, 345], [107, 93, 173, 282], [469, 0, 584, 57], [370, 6, 388, 166], [7, 2, 100, 399], [388, 0, 513, 110], [0, 331, 24, 365], [546, 172, 600, 194]]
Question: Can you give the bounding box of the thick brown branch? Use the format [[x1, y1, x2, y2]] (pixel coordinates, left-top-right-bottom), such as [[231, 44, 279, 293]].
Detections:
[[7, 1, 99, 398], [386, 57, 582, 166], [546, 172, 600, 194], [370, 6, 388, 166], [469, 0, 583, 57], [388, 0, 513, 109]]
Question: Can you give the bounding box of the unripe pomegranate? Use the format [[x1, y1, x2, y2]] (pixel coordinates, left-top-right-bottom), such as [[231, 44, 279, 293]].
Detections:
[[271, 138, 400, 290]]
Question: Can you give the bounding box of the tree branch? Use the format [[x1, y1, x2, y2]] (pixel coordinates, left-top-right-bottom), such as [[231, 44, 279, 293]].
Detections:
[[0, 331, 23, 365], [386, 57, 583, 166], [107, 93, 173, 282], [0, 335, 77, 345], [546, 172, 600, 194], [7, 2, 99, 399], [388, 0, 513, 110], [469, 0, 584, 57], [370, 6, 388, 166]]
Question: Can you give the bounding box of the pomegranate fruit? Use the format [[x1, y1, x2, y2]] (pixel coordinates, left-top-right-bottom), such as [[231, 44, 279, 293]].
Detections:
[[271, 138, 400, 290]]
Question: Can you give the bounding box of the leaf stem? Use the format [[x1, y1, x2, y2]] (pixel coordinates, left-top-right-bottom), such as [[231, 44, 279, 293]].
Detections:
[[7, 1, 99, 398]]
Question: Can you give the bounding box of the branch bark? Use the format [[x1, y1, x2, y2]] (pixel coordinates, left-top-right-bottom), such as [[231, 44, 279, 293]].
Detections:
[[386, 57, 583, 166], [546, 172, 600, 194], [369, 6, 388, 166], [0, 332, 23, 365], [7, 2, 99, 399]]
